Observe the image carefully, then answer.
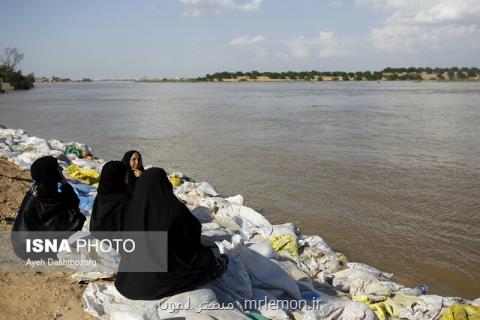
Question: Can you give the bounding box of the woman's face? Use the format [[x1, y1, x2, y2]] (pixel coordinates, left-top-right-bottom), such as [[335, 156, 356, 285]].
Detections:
[[130, 152, 141, 170]]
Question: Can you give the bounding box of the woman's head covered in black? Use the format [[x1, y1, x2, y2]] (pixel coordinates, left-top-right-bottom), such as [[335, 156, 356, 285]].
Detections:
[[122, 150, 144, 171], [30, 156, 62, 186], [97, 161, 129, 195]]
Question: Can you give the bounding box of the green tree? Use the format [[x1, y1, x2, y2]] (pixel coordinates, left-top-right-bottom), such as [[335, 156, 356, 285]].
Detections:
[[0, 47, 34, 90], [467, 69, 477, 78], [388, 73, 399, 81]]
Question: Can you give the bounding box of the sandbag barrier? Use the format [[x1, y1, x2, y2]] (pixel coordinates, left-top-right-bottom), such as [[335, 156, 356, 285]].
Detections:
[[1, 127, 479, 320]]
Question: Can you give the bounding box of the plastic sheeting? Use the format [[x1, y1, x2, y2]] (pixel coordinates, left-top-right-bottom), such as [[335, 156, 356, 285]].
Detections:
[[66, 164, 100, 185], [439, 304, 480, 320]]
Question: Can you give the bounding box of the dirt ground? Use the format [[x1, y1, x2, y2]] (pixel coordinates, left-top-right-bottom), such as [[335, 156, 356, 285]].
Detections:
[[0, 158, 94, 320]]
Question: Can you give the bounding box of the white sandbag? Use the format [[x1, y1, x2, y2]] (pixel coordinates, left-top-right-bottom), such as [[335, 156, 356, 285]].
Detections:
[[168, 171, 185, 179], [48, 139, 66, 151], [303, 301, 376, 320], [21, 136, 50, 151], [170, 310, 248, 319], [257, 304, 291, 320], [298, 252, 347, 278], [199, 196, 231, 211], [349, 278, 390, 302], [271, 223, 298, 237], [83, 282, 161, 319], [83, 283, 232, 320], [346, 262, 393, 280], [71, 271, 114, 283], [393, 294, 458, 320], [473, 298, 480, 307], [47, 149, 65, 158], [299, 235, 334, 255], [16, 151, 40, 166], [246, 240, 277, 259], [202, 222, 223, 232], [0, 145, 13, 158], [225, 195, 244, 206], [331, 269, 377, 292], [196, 181, 218, 196], [378, 280, 406, 293], [217, 235, 301, 300], [173, 180, 190, 195], [175, 182, 205, 208], [66, 153, 79, 161], [72, 158, 100, 170], [193, 206, 214, 223], [273, 260, 312, 284], [216, 204, 273, 239], [201, 229, 233, 247], [157, 288, 218, 318]]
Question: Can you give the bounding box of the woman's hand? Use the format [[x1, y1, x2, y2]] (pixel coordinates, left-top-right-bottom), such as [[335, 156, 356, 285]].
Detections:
[[133, 169, 143, 178]]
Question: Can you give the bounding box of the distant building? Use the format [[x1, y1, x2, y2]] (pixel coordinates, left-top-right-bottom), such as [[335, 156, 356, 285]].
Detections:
[[0, 80, 14, 93]]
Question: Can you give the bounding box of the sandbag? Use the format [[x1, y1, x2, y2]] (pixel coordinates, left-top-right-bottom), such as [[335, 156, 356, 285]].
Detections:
[[349, 278, 390, 302], [347, 262, 393, 280], [193, 206, 214, 223], [216, 204, 273, 239], [216, 235, 301, 301], [196, 181, 218, 196], [66, 164, 100, 185], [303, 301, 377, 320], [439, 304, 480, 320]]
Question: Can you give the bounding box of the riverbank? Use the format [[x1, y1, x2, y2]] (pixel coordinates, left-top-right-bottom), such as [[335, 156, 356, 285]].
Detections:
[[0, 158, 94, 320], [136, 69, 480, 82], [1, 127, 479, 319]]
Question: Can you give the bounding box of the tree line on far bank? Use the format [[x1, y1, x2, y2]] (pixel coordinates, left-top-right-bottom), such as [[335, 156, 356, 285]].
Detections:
[[0, 48, 35, 91], [192, 67, 480, 82]]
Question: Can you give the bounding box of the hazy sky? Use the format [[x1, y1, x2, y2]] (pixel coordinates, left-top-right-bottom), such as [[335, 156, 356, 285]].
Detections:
[[1, 0, 479, 79]]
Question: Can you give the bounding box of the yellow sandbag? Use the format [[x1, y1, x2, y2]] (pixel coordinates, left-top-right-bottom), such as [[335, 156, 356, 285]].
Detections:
[[354, 296, 391, 320], [268, 234, 299, 257], [169, 176, 183, 187], [336, 252, 349, 264], [440, 304, 480, 320], [354, 294, 436, 320], [66, 164, 100, 185]]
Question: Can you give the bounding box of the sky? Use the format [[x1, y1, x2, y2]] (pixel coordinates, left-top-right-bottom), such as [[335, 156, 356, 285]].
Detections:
[[1, 0, 479, 79]]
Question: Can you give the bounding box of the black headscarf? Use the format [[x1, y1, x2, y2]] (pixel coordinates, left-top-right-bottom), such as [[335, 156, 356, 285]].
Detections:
[[11, 156, 86, 260], [121, 150, 144, 195], [31, 155, 62, 185], [114, 168, 227, 300], [90, 161, 130, 232]]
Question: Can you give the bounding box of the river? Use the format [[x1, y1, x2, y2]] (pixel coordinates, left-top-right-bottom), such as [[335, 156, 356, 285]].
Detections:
[[1, 81, 479, 298]]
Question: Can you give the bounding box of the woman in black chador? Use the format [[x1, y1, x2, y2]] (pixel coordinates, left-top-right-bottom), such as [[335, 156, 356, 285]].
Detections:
[[115, 168, 228, 300], [121, 150, 144, 195], [90, 161, 130, 232], [11, 156, 86, 259]]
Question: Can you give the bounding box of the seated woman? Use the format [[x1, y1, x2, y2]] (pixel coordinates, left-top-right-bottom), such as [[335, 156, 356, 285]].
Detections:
[[11, 156, 86, 259], [90, 161, 130, 232], [115, 168, 227, 300], [121, 150, 145, 195]]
